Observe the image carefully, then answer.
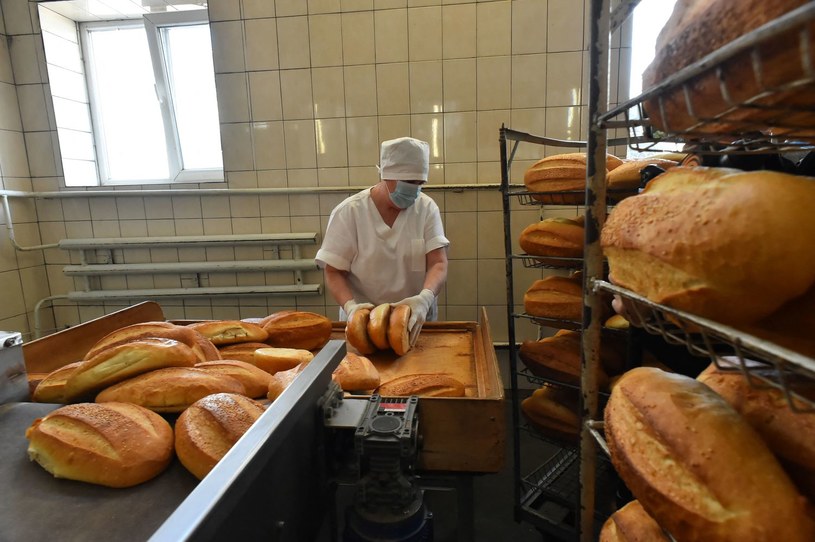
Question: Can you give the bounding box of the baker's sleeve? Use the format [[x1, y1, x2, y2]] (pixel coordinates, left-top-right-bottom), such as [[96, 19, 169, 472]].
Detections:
[[423, 201, 450, 253], [315, 207, 357, 270]]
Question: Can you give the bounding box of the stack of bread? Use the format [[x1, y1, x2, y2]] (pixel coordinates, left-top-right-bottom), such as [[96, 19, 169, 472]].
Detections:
[[346, 303, 412, 356], [604, 367, 815, 541], [520, 384, 580, 442]]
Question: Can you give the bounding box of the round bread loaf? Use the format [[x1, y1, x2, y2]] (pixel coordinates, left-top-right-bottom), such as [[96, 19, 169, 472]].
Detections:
[[523, 275, 583, 320], [26, 402, 174, 488], [599, 500, 670, 542], [32, 361, 84, 404], [519, 217, 585, 258], [605, 367, 815, 542], [194, 359, 274, 398], [366, 304, 391, 350], [253, 347, 314, 374], [261, 311, 332, 351], [95, 367, 246, 413], [217, 342, 270, 363], [346, 308, 376, 355], [387, 304, 411, 356], [332, 353, 380, 392], [175, 393, 266, 480], [187, 320, 269, 346], [64, 338, 199, 402]]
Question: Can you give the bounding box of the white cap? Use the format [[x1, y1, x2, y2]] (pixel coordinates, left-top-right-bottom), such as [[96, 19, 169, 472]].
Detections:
[[379, 137, 430, 181]]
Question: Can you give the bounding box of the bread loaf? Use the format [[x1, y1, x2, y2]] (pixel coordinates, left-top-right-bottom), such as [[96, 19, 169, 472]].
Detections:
[[63, 338, 199, 402], [346, 308, 377, 355], [267, 363, 307, 401], [606, 158, 679, 191], [599, 500, 670, 542], [520, 385, 580, 442], [260, 311, 332, 351], [95, 367, 246, 412], [332, 352, 380, 392], [601, 167, 815, 325], [366, 304, 391, 350], [174, 393, 266, 480], [387, 304, 412, 356], [195, 360, 273, 399], [742, 282, 815, 358], [519, 330, 610, 389], [605, 367, 815, 542], [187, 320, 269, 345], [378, 373, 465, 397], [524, 275, 582, 321], [253, 347, 314, 374], [519, 216, 584, 259], [604, 314, 630, 330], [85, 322, 221, 363], [32, 361, 83, 403], [216, 342, 270, 363], [523, 153, 623, 203], [26, 402, 174, 488]]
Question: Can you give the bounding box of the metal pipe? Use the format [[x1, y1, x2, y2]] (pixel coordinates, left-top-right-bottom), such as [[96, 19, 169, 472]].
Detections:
[[1, 195, 60, 251], [62, 259, 318, 275], [33, 295, 69, 339]]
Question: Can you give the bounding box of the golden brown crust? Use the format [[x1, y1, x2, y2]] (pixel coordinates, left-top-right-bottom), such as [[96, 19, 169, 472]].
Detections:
[[520, 385, 580, 442], [519, 217, 585, 258], [523, 153, 622, 203], [32, 361, 84, 403], [174, 393, 266, 480], [599, 500, 670, 542], [605, 367, 815, 542], [601, 167, 815, 325], [253, 347, 314, 374], [607, 159, 679, 191], [266, 363, 307, 401], [217, 342, 270, 363], [387, 304, 412, 356], [261, 311, 332, 351], [366, 304, 392, 350], [346, 308, 377, 355], [378, 373, 465, 397], [64, 338, 199, 402], [84, 321, 178, 359], [95, 367, 246, 413], [523, 275, 583, 320], [195, 360, 274, 399], [332, 352, 380, 392], [187, 320, 269, 346], [519, 331, 610, 389], [25, 402, 174, 488]]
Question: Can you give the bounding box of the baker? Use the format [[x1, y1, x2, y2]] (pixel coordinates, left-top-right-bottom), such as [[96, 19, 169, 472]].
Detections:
[[316, 136, 449, 347]]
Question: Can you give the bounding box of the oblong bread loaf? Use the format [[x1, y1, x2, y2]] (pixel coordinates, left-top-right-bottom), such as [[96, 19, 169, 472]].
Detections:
[[523, 275, 583, 320], [217, 342, 270, 364], [174, 393, 266, 480], [195, 360, 273, 399], [332, 352, 380, 392], [519, 217, 585, 258], [346, 308, 376, 355], [32, 361, 84, 404], [187, 320, 269, 346], [64, 338, 199, 402], [366, 304, 391, 350], [84, 321, 177, 359], [253, 347, 314, 374], [26, 402, 174, 488], [387, 304, 411, 356], [378, 373, 465, 397], [606, 158, 679, 191], [599, 500, 670, 542], [267, 363, 307, 401], [605, 367, 815, 542], [519, 330, 610, 390], [261, 311, 332, 351], [520, 384, 580, 442], [95, 367, 246, 413]]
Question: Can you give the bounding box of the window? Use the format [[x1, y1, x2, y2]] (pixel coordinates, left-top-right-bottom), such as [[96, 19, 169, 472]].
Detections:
[[79, 11, 222, 185]]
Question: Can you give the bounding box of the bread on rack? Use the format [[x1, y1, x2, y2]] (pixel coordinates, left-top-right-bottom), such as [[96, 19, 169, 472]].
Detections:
[[605, 367, 815, 542], [697, 360, 815, 500], [95, 367, 247, 412], [520, 384, 580, 442], [599, 500, 671, 542], [345, 308, 377, 355], [606, 158, 679, 192], [523, 153, 624, 203], [377, 373, 465, 397], [332, 352, 380, 392], [26, 402, 174, 488], [63, 338, 199, 402], [32, 361, 84, 403], [187, 320, 269, 346], [742, 282, 815, 359], [260, 311, 332, 351], [601, 167, 815, 326], [523, 275, 583, 321], [194, 360, 274, 399], [253, 347, 314, 374], [518, 216, 585, 259], [519, 330, 610, 389], [174, 393, 266, 480]]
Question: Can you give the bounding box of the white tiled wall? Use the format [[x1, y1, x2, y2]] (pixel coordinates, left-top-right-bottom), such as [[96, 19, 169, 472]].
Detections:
[[0, 0, 631, 343]]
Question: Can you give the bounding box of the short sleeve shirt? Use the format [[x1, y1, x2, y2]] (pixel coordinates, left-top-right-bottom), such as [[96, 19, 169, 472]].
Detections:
[[315, 188, 450, 306]]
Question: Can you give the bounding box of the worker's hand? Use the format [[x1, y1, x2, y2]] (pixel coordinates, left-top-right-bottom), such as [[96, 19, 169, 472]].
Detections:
[[394, 289, 435, 346], [343, 299, 374, 321]]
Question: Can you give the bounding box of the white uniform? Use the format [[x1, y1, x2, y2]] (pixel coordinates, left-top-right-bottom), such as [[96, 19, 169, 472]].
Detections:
[[315, 188, 449, 318]]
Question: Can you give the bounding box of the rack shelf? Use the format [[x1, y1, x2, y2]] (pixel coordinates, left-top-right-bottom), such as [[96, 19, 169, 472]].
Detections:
[[594, 279, 815, 412], [513, 254, 583, 270]]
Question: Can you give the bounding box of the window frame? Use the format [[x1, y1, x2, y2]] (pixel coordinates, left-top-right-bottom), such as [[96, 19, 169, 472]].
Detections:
[[79, 10, 223, 186]]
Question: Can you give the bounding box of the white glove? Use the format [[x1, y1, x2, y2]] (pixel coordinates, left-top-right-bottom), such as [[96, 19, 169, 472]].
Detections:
[[343, 299, 374, 321], [394, 289, 435, 346]]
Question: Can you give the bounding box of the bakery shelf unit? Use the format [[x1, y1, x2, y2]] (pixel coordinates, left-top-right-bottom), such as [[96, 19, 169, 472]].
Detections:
[[581, 1, 815, 541]]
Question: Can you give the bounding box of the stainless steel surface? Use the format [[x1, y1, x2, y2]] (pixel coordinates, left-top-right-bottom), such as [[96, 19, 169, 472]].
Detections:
[[0, 331, 26, 405]]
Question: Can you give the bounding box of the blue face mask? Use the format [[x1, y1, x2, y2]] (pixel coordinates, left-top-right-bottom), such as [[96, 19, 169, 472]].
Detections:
[[388, 181, 421, 209]]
